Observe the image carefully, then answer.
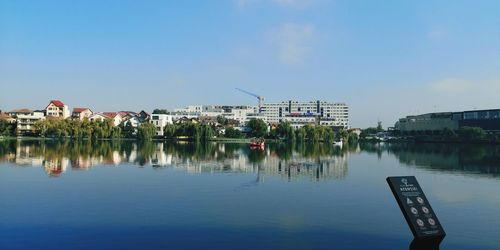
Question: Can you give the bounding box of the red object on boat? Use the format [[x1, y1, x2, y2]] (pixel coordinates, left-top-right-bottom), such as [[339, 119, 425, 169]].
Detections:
[[249, 138, 265, 150]]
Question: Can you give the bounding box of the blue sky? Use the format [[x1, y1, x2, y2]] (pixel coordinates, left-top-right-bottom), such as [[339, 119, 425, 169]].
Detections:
[[1, 0, 500, 128]]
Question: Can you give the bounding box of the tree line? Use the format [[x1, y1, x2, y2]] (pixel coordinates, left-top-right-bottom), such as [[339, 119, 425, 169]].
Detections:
[[1, 117, 359, 144], [0, 118, 157, 141], [222, 119, 358, 144]]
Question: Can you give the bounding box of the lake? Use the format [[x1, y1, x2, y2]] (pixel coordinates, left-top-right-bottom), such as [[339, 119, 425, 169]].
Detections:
[[1, 140, 499, 250]]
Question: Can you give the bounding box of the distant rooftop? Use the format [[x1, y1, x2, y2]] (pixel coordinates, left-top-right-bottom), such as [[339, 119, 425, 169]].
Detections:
[[49, 100, 65, 108]]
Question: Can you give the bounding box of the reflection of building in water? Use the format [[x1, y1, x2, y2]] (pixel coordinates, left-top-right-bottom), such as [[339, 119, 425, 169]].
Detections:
[[385, 144, 500, 177], [261, 152, 349, 181], [71, 157, 92, 170], [151, 143, 171, 167], [151, 147, 349, 181], [14, 144, 44, 166], [43, 157, 69, 177], [2, 142, 351, 180]]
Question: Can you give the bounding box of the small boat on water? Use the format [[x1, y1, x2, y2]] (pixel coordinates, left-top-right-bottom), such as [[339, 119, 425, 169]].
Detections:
[[249, 138, 265, 150]]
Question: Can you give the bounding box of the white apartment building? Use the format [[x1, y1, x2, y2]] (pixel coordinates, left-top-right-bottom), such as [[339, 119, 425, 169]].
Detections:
[[172, 105, 263, 125], [283, 115, 317, 129], [261, 100, 349, 128], [13, 110, 46, 135], [222, 106, 265, 124], [174, 105, 203, 113], [150, 114, 174, 136]]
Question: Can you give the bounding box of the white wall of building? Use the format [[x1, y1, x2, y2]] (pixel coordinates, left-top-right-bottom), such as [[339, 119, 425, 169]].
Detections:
[[261, 100, 349, 128], [150, 114, 174, 136], [16, 111, 46, 134]]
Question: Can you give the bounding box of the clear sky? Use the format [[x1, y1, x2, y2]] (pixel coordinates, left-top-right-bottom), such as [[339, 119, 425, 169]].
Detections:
[[1, 0, 500, 128]]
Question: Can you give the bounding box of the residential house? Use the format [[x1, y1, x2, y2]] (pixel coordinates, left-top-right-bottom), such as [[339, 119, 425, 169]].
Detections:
[[0, 112, 16, 123], [45, 100, 70, 119], [137, 110, 151, 121], [72, 108, 93, 121], [118, 111, 137, 120], [174, 117, 199, 125], [89, 112, 123, 126], [88, 113, 108, 123], [102, 112, 123, 126], [122, 111, 149, 127]]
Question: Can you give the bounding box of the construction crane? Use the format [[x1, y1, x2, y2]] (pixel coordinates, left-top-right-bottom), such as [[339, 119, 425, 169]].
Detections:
[[235, 88, 265, 112]]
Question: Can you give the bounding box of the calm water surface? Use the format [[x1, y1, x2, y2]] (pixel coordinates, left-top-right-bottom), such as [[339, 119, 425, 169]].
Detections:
[[1, 140, 499, 250]]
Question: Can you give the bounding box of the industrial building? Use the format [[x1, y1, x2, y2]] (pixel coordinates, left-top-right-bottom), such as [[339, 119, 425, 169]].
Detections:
[[395, 109, 500, 133]]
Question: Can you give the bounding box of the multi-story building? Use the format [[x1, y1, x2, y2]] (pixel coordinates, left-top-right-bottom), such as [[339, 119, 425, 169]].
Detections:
[[45, 100, 70, 119], [174, 105, 204, 113], [261, 100, 349, 128], [172, 105, 263, 126], [222, 106, 265, 124], [282, 113, 317, 129], [150, 114, 174, 136], [9, 109, 46, 135], [72, 108, 93, 121]]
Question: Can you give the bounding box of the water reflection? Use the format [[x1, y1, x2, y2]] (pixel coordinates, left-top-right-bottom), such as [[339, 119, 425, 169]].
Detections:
[[0, 140, 355, 180], [1, 140, 499, 179], [359, 143, 500, 177]]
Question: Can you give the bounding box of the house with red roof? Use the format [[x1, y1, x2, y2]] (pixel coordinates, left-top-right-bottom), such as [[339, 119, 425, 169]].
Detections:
[[45, 100, 70, 119], [72, 108, 93, 121], [89, 112, 123, 126]]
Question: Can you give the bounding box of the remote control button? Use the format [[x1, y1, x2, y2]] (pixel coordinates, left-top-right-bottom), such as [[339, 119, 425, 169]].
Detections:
[[416, 197, 424, 204], [422, 206, 430, 214], [416, 219, 424, 227], [428, 218, 436, 226], [411, 207, 418, 215]]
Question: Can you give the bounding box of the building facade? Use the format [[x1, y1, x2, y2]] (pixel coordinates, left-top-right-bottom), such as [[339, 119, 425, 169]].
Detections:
[[261, 100, 349, 128], [395, 109, 500, 132], [150, 114, 174, 136], [72, 108, 93, 121], [88, 112, 124, 126], [45, 100, 70, 119], [11, 109, 46, 135]]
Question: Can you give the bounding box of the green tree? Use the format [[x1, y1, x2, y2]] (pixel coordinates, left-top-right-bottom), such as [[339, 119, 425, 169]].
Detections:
[[216, 115, 227, 125], [295, 127, 306, 142], [458, 126, 486, 141], [0, 120, 15, 136], [137, 122, 157, 141], [247, 119, 267, 138], [163, 124, 177, 139], [348, 132, 359, 144], [201, 124, 215, 141], [224, 127, 244, 138], [377, 121, 384, 132], [338, 129, 349, 143], [120, 122, 135, 138], [276, 121, 295, 141], [110, 126, 122, 139], [152, 109, 168, 114], [324, 127, 336, 143]]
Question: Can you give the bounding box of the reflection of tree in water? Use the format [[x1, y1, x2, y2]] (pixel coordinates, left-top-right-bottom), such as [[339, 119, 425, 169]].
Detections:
[[162, 142, 218, 161], [382, 143, 500, 177], [294, 142, 344, 159], [136, 141, 155, 166], [1, 140, 353, 180], [246, 148, 266, 164], [359, 142, 385, 159]]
